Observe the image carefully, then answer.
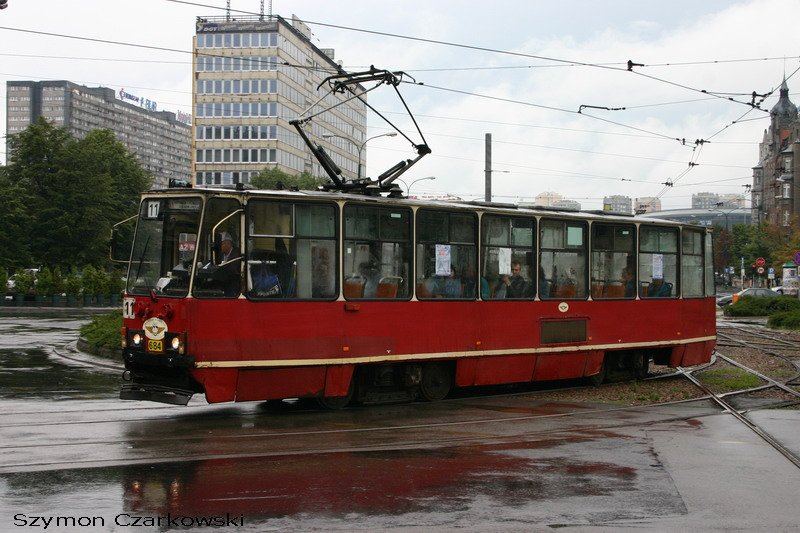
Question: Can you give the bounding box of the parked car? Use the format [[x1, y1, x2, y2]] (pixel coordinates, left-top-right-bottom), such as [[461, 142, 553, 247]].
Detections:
[[717, 287, 781, 307], [771, 286, 784, 294], [6, 268, 39, 295]]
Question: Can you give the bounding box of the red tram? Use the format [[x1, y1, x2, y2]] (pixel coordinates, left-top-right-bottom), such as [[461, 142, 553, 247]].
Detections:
[[118, 187, 716, 406], [118, 67, 715, 407]]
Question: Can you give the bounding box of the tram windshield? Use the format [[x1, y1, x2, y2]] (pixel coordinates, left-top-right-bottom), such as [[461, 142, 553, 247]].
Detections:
[[127, 197, 202, 297]]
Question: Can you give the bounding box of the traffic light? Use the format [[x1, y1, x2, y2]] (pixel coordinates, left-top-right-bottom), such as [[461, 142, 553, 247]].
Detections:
[[0, 0, 8, 10]]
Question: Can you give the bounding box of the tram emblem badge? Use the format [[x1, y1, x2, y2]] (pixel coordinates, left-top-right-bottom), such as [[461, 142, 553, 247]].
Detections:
[[142, 318, 167, 340]]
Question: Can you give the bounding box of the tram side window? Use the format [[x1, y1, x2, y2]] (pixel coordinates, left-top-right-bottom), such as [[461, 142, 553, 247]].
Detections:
[[244, 201, 337, 300], [591, 223, 636, 299], [682, 229, 704, 297], [639, 226, 678, 298], [539, 219, 588, 299], [343, 205, 411, 299], [705, 232, 715, 296], [416, 210, 477, 299], [193, 197, 243, 298], [480, 215, 536, 299]]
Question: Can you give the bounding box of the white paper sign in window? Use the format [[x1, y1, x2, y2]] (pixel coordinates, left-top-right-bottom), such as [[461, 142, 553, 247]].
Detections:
[[435, 244, 451, 275], [498, 247, 512, 275], [652, 254, 664, 279]]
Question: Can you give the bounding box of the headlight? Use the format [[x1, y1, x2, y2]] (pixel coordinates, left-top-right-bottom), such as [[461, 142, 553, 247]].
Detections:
[[131, 332, 143, 346], [165, 332, 186, 355]]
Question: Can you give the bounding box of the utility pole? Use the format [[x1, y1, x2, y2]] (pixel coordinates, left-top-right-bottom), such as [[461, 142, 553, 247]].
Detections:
[[484, 133, 492, 202]]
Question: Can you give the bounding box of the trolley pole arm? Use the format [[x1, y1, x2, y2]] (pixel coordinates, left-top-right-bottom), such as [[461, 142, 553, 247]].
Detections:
[[289, 119, 343, 187]]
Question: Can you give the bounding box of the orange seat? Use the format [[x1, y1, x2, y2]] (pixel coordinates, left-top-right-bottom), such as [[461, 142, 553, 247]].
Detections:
[[416, 282, 432, 299], [604, 283, 624, 298], [376, 282, 398, 298], [555, 284, 576, 298], [591, 282, 604, 299], [376, 276, 403, 298], [343, 279, 365, 299]]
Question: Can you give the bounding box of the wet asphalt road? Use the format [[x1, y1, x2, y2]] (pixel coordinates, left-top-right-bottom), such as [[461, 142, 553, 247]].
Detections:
[[1, 314, 800, 532]]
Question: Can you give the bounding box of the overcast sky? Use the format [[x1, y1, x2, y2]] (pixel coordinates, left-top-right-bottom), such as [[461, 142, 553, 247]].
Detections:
[[1, 0, 798, 209]]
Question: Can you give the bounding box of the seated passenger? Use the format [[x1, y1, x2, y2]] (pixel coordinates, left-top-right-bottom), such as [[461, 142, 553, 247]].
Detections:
[[648, 278, 671, 297], [430, 266, 462, 298], [622, 268, 636, 297], [538, 266, 551, 298], [359, 260, 381, 298], [502, 260, 529, 299]]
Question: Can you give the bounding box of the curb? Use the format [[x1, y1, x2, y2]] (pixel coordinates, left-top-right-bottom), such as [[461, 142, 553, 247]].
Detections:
[[76, 337, 120, 360], [0, 306, 119, 318]]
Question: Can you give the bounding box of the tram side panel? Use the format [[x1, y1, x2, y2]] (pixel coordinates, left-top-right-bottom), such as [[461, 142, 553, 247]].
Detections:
[[133, 294, 715, 404]]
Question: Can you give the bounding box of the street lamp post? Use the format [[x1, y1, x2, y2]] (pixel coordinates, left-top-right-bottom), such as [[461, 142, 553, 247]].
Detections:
[[356, 132, 397, 180], [396, 176, 436, 197], [322, 132, 397, 180]]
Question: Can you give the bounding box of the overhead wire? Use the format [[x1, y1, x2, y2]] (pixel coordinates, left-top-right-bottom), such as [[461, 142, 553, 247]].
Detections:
[[3, 4, 783, 203]]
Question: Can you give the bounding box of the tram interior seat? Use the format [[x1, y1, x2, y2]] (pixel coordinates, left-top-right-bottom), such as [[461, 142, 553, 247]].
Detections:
[[344, 276, 366, 299], [591, 282, 604, 299], [604, 282, 625, 298], [248, 250, 282, 297], [376, 276, 403, 298], [552, 283, 577, 298]]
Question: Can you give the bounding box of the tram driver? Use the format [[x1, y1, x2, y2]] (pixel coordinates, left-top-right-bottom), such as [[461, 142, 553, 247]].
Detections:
[[216, 232, 242, 296]]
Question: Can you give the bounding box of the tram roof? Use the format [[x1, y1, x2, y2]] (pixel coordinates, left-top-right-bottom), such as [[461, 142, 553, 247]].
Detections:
[[147, 186, 693, 228]]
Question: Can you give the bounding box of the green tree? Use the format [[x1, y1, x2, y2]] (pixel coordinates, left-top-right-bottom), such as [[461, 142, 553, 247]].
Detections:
[[4, 119, 152, 270], [250, 167, 326, 191], [0, 167, 33, 269]]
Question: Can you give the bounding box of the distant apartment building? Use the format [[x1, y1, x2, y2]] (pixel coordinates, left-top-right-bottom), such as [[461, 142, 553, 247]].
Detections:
[[6, 80, 192, 188], [193, 14, 367, 186], [534, 191, 563, 207], [752, 79, 800, 229], [602, 195, 632, 214], [634, 196, 661, 213], [691, 192, 721, 210]]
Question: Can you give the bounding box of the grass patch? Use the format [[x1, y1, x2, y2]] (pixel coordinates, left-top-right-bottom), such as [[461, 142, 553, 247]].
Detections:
[[696, 366, 763, 392], [80, 313, 122, 352]]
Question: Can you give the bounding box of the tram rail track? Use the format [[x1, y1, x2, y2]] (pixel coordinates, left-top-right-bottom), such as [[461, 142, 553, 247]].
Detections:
[[3, 321, 799, 474]]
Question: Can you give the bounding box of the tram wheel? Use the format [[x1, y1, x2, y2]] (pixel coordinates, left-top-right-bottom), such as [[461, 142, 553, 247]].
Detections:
[[316, 379, 355, 410], [630, 353, 649, 380], [587, 359, 606, 387], [419, 362, 452, 401], [316, 395, 352, 410]]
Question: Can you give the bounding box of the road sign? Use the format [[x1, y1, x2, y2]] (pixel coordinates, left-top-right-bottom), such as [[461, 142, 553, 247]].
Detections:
[[757, 267, 765, 274], [755, 257, 766, 268], [794, 250, 800, 266]]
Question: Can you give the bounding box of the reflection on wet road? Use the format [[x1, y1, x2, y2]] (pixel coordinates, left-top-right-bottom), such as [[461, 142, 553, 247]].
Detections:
[[0, 317, 119, 400], [1, 315, 800, 531]]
